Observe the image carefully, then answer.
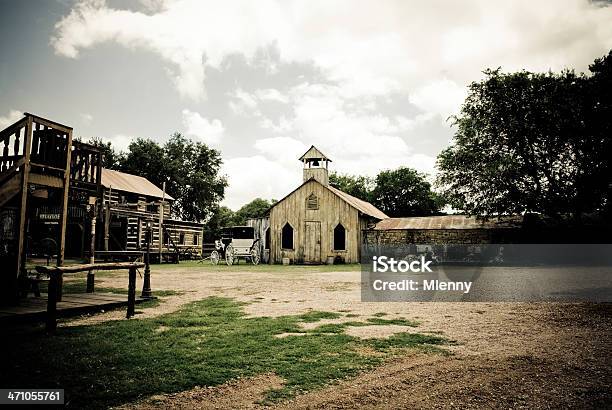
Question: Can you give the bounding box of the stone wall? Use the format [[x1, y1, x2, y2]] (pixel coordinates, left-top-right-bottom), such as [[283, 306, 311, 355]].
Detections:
[[363, 228, 519, 245]]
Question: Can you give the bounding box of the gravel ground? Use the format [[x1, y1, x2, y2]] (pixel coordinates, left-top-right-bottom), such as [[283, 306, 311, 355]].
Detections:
[[71, 266, 611, 409]]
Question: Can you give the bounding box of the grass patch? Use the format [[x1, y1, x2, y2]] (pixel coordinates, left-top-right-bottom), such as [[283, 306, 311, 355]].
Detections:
[[366, 317, 418, 326], [1, 297, 445, 408], [299, 311, 342, 323]]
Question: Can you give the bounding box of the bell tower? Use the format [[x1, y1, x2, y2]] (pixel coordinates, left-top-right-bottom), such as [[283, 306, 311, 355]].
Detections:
[[299, 145, 331, 186]]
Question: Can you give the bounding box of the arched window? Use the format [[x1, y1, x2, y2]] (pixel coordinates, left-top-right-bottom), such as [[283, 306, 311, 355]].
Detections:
[[333, 223, 346, 251], [264, 228, 270, 250], [281, 223, 294, 249], [306, 193, 319, 210]]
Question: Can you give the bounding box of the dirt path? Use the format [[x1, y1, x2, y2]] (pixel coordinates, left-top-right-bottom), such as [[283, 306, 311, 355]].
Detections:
[[71, 266, 611, 408]]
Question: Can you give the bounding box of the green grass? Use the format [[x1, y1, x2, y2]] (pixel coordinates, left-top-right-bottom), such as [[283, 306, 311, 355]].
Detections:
[[1, 297, 446, 408]]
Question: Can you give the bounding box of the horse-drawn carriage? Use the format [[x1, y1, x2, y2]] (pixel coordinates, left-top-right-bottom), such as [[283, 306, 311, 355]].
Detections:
[[210, 226, 260, 265]]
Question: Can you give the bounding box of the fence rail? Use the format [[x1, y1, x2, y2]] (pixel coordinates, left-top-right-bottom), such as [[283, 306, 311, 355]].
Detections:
[[35, 262, 145, 332]]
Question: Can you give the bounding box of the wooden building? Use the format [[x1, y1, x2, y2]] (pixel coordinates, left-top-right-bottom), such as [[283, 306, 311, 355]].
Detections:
[[97, 169, 204, 262], [0, 113, 203, 303], [267, 146, 387, 264]]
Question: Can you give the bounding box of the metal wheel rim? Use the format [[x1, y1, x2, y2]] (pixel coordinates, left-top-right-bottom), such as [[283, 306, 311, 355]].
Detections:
[[251, 249, 260, 265], [210, 250, 219, 265], [225, 246, 234, 266]]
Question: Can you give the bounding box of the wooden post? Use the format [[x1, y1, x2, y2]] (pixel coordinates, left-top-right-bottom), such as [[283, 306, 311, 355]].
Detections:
[[57, 128, 73, 268], [14, 117, 33, 302], [46, 271, 59, 333], [141, 224, 152, 298], [126, 266, 136, 318], [86, 201, 96, 293], [158, 182, 165, 261], [104, 186, 111, 251]]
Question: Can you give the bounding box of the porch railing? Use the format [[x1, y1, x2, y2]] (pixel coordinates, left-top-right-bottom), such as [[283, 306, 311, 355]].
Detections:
[[0, 113, 101, 193]]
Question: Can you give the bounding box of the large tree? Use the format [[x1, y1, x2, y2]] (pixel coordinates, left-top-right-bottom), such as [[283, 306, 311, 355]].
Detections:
[[437, 53, 612, 220], [233, 198, 275, 225], [371, 167, 442, 217], [329, 172, 374, 202]]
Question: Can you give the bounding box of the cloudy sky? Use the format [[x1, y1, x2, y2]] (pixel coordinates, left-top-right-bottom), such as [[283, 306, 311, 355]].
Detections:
[[1, 0, 611, 209]]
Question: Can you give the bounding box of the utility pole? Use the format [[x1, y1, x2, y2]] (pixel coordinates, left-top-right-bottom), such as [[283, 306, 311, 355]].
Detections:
[[158, 182, 165, 262]]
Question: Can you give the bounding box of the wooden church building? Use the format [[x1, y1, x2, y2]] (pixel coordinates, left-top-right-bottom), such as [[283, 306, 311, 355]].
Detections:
[[267, 146, 387, 264]]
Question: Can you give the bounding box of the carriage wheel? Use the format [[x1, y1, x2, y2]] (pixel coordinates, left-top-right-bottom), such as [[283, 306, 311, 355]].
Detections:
[[210, 250, 220, 265], [225, 245, 234, 266], [250, 248, 260, 265]]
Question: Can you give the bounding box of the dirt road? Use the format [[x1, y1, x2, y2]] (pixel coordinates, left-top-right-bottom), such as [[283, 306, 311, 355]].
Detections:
[[73, 266, 611, 409]]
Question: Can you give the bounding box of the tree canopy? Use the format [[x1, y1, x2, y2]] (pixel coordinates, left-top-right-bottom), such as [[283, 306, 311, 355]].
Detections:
[[330, 169, 443, 217], [233, 198, 276, 225], [437, 51, 612, 220], [329, 172, 374, 202], [371, 168, 443, 217]]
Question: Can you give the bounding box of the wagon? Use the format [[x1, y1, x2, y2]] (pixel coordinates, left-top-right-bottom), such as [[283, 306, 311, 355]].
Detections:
[[210, 226, 260, 266]]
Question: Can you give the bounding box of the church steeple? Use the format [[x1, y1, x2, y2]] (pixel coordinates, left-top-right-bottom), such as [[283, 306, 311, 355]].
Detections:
[[299, 145, 331, 186]]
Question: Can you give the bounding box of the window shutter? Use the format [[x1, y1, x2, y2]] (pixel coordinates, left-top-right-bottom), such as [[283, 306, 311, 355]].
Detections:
[[306, 193, 319, 210]]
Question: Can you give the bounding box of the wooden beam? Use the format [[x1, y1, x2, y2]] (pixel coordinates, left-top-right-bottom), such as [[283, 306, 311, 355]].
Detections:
[[36, 262, 144, 274], [57, 130, 72, 268], [0, 117, 27, 142], [25, 113, 73, 134], [28, 172, 64, 188], [15, 116, 33, 287]]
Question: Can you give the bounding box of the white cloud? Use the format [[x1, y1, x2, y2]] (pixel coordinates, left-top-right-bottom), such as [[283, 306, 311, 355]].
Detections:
[[104, 134, 133, 152], [254, 88, 289, 103], [258, 116, 293, 133], [221, 155, 300, 209], [80, 113, 94, 124], [52, 0, 612, 114], [409, 79, 468, 119], [0, 109, 23, 129], [228, 88, 261, 117], [254, 136, 306, 163], [181, 109, 224, 144]]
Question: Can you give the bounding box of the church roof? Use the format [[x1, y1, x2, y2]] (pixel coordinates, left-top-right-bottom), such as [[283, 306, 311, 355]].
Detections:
[[268, 178, 387, 220], [327, 185, 388, 220], [299, 145, 332, 162]]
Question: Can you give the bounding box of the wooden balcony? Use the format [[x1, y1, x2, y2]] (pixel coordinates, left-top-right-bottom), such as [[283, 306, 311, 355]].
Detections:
[[0, 113, 102, 195]]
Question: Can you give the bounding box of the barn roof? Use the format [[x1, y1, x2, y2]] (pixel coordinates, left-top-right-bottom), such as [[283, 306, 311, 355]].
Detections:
[[299, 145, 331, 162], [101, 168, 174, 200], [373, 215, 522, 230], [268, 178, 387, 220]]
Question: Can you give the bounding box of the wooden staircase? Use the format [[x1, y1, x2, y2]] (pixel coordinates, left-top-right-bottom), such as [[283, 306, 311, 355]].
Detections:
[[0, 171, 20, 209]]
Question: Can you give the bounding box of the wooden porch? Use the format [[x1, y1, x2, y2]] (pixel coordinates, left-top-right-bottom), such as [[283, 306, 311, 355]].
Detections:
[[0, 292, 146, 324]]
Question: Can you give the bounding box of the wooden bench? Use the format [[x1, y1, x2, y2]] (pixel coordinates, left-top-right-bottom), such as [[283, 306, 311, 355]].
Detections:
[[36, 262, 145, 333]]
